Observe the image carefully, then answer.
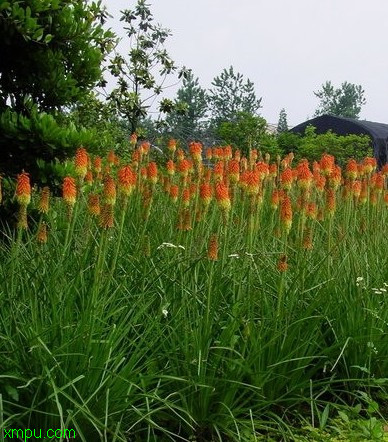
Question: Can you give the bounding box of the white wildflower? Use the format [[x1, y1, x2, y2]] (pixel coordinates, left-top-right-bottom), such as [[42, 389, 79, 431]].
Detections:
[[157, 242, 185, 250], [162, 309, 168, 318], [356, 277, 364, 282], [228, 254, 240, 258]]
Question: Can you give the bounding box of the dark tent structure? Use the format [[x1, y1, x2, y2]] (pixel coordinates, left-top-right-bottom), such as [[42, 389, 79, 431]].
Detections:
[[290, 114, 388, 166]]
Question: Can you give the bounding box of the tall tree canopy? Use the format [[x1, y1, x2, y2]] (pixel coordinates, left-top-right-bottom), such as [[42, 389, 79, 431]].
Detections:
[[209, 66, 262, 124], [0, 0, 114, 113], [107, 0, 187, 133], [165, 70, 208, 140], [314, 81, 366, 119]]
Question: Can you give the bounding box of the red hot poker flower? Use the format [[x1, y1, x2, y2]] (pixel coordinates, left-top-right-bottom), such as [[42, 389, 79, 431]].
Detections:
[[16, 172, 31, 206]]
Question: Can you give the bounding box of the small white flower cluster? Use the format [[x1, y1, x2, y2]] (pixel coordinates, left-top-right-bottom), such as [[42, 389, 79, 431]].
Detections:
[[371, 283, 387, 295], [356, 276, 364, 286], [162, 309, 168, 318], [228, 254, 239, 258], [157, 242, 185, 250]]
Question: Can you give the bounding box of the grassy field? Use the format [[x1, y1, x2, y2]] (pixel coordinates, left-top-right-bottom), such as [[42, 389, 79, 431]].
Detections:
[[0, 143, 388, 441]]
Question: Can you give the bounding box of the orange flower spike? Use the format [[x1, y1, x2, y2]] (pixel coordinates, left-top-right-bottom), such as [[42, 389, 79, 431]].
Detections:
[[118, 165, 136, 196], [130, 132, 138, 147], [371, 172, 384, 193], [320, 153, 335, 176], [140, 141, 150, 156], [280, 196, 292, 233], [167, 138, 177, 154], [306, 202, 318, 220], [38, 186, 50, 214], [362, 157, 377, 174], [302, 228, 313, 250], [280, 167, 293, 191], [103, 175, 116, 205], [249, 149, 258, 164], [16, 172, 31, 206], [277, 254, 288, 272], [370, 189, 378, 206], [182, 208, 192, 231], [182, 187, 190, 207], [169, 184, 179, 203], [359, 180, 368, 204], [255, 162, 269, 181], [271, 189, 280, 210], [269, 163, 278, 178], [177, 148, 185, 162], [189, 183, 197, 198], [228, 159, 240, 183], [328, 165, 342, 190], [213, 161, 224, 182], [200, 182, 212, 206], [224, 145, 233, 160], [207, 233, 218, 261], [325, 188, 336, 216], [381, 164, 388, 176], [166, 160, 175, 176], [345, 159, 358, 180], [352, 180, 362, 198], [107, 150, 116, 165], [234, 149, 241, 162], [85, 170, 93, 184], [313, 171, 326, 192], [100, 203, 114, 229], [205, 147, 213, 161], [74, 147, 89, 179], [88, 194, 100, 216], [246, 170, 260, 195], [147, 162, 158, 185], [62, 177, 77, 206], [297, 161, 313, 190], [93, 156, 102, 173], [215, 181, 231, 212], [37, 222, 48, 244], [189, 142, 203, 163]]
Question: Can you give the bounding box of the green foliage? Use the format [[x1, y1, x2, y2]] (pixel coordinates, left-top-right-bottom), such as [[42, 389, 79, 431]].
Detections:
[[209, 66, 262, 124], [314, 81, 366, 119], [66, 92, 130, 155], [217, 111, 272, 156], [0, 0, 115, 111], [277, 108, 288, 133], [165, 70, 208, 141], [293, 125, 373, 165], [0, 104, 102, 180], [108, 0, 188, 132], [0, 0, 115, 180]]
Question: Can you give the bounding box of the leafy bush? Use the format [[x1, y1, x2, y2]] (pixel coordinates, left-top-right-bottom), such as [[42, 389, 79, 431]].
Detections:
[[278, 126, 373, 165]]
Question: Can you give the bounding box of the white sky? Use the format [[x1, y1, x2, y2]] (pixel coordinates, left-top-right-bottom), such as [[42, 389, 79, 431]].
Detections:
[[103, 0, 388, 127]]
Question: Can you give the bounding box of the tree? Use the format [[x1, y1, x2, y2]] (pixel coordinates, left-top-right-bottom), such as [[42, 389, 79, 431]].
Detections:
[[165, 70, 208, 140], [0, 0, 114, 113], [0, 0, 115, 177], [216, 112, 267, 156], [107, 0, 188, 133], [208, 66, 262, 124], [277, 108, 288, 133], [313, 81, 366, 119]]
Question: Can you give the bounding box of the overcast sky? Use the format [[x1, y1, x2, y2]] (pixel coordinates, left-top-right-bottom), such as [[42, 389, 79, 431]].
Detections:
[[103, 0, 388, 127]]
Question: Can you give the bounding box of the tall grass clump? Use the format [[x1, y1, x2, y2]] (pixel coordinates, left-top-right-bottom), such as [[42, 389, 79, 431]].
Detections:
[[0, 143, 387, 441]]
